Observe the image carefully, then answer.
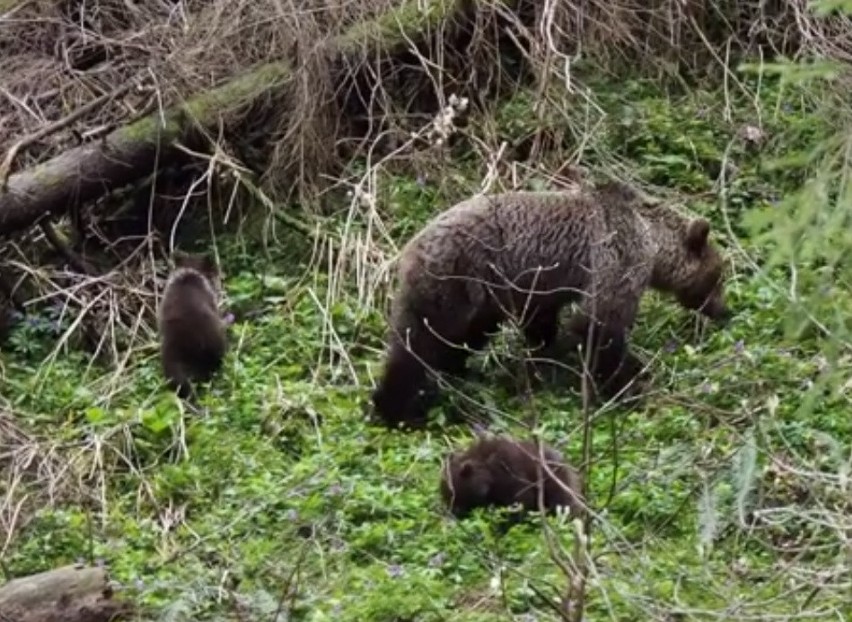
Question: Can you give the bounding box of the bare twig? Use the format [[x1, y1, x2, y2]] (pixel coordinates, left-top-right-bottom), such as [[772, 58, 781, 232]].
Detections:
[[0, 80, 141, 189]]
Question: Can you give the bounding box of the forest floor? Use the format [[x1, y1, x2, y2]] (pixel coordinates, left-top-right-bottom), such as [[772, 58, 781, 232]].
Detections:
[[1, 76, 850, 621]]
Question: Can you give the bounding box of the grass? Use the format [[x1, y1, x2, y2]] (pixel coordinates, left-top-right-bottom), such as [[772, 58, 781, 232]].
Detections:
[[1, 76, 851, 621]]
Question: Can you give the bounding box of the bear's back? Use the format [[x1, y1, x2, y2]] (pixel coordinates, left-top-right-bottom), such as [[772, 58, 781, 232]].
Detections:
[[432, 190, 595, 227], [392, 187, 658, 326], [465, 437, 580, 512], [410, 190, 617, 250], [159, 270, 225, 359], [160, 271, 218, 324]]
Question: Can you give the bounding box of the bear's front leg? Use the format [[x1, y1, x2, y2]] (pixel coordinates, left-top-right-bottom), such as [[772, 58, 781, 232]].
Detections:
[[521, 304, 562, 351], [517, 303, 565, 388], [565, 314, 644, 399]]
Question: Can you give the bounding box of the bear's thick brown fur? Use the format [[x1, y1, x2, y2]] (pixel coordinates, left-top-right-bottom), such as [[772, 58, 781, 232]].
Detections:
[[372, 181, 729, 427], [440, 436, 584, 518], [158, 252, 227, 398]]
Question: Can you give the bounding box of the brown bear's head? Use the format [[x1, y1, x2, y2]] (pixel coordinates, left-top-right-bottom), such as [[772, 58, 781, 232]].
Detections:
[[652, 217, 730, 323], [439, 452, 493, 518]]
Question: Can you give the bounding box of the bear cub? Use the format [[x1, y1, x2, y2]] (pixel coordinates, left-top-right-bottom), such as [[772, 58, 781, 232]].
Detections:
[[372, 181, 730, 428], [158, 252, 227, 398], [440, 436, 584, 519]]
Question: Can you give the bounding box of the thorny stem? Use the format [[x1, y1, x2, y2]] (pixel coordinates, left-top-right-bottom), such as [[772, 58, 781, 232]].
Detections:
[[563, 312, 597, 622]]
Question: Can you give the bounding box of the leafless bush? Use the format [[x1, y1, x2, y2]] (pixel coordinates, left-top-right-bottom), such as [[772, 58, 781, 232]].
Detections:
[[0, 408, 91, 556], [1, 4, 851, 619], [1, 0, 851, 371]]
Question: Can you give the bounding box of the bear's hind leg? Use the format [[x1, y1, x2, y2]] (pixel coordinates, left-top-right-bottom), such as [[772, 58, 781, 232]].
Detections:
[[373, 320, 477, 428], [162, 353, 193, 399], [372, 332, 432, 428], [373, 307, 504, 428]]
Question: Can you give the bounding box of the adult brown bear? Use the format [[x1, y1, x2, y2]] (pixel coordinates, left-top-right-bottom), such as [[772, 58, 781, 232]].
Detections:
[[372, 181, 729, 428]]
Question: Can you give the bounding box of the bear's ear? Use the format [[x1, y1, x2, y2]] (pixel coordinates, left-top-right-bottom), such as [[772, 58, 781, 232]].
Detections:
[[685, 218, 711, 253]]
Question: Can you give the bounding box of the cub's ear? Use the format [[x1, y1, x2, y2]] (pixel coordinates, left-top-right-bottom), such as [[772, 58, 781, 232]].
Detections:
[[199, 253, 218, 274], [458, 460, 475, 479], [685, 218, 711, 253], [472, 424, 490, 441], [172, 250, 190, 267]]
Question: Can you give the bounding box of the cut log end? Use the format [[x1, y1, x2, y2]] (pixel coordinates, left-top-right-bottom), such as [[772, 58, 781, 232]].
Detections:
[[0, 564, 133, 622]]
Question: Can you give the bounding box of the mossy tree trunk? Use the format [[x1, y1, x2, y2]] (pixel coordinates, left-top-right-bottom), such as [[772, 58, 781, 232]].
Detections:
[[0, 0, 464, 237], [0, 63, 291, 236]]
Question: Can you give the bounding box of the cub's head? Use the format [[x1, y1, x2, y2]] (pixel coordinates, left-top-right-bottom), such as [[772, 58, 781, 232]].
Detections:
[[439, 451, 493, 518], [653, 217, 729, 323], [173, 251, 221, 291]]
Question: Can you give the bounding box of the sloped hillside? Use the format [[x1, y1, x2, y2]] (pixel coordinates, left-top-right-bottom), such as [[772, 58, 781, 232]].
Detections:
[[1, 1, 851, 620]]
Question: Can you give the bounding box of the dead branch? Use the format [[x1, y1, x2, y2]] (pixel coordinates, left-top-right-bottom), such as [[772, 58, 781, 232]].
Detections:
[[39, 219, 94, 275], [0, 61, 292, 237], [0, 79, 142, 190], [0, 0, 468, 239]]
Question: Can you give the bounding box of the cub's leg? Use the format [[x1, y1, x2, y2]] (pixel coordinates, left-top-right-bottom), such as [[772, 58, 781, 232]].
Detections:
[[161, 349, 193, 399]]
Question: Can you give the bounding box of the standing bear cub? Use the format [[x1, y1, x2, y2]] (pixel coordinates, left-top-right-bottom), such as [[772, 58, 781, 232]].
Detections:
[[440, 435, 584, 519], [158, 252, 227, 398], [372, 181, 729, 428]]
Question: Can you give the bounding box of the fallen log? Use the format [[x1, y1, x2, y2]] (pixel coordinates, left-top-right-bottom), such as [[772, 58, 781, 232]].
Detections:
[[0, 564, 132, 622], [0, 62, 291, 236], [0, 0, 463, 237]]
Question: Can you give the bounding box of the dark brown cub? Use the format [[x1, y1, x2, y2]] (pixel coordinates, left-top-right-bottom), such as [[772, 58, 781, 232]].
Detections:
[[158, 252, 227, 398], [440, 436, 584, 518]]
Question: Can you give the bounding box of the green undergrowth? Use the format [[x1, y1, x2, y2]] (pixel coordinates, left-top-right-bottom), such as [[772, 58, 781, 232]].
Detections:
[[1, 75, 850, 621]]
